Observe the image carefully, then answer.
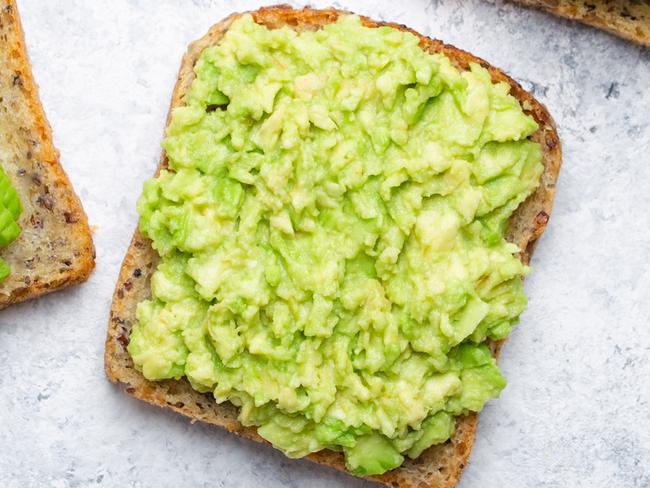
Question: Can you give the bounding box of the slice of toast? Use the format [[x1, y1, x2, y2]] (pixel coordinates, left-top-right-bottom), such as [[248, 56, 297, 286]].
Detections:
[[0, 0, 95, 310], [105, 6, 562, 487], [511, 0, 650, 47]]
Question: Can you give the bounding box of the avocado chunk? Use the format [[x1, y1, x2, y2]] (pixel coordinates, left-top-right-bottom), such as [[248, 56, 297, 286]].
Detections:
[[0, 258, 10, 282], [0, 165, 22, 282], [345, 434, 404, 476], [406, 411, 455, 459]]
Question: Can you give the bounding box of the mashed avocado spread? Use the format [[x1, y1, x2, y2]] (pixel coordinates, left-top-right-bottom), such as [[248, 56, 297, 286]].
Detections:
[[130, 14, 543, 475], [0, 164, 22, 282]]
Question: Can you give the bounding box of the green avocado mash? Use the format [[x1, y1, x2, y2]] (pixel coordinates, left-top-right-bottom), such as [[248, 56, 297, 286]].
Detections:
[[0, 164, 22, 281], [129, 14, 543, 475]]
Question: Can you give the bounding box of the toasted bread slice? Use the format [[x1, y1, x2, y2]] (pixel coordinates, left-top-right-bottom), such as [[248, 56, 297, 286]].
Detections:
[[0, 0, 95, 310], [105, 6, 561, 487], [512, 0, 650, 47]]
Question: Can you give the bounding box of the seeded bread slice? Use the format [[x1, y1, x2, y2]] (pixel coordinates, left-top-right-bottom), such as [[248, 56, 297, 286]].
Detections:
[[0, 0, 95, 310], [511, 0, 650, 47], [105, 5, 562, 487]]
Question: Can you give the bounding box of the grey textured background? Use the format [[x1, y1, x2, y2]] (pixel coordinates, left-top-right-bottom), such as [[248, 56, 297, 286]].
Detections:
[[1, 1, 649, 487]]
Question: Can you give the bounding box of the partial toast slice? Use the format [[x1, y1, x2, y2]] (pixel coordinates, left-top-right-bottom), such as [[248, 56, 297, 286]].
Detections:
[[511, 0, 650, 47], [0, 0, 95, 310], [105, 6, 561, 487]]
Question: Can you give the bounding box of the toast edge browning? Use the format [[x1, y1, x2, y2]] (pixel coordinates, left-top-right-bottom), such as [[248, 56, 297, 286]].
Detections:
[[512, 0, 650, 47], [105, 5, 562, 487], [0, 0, 95, 310]]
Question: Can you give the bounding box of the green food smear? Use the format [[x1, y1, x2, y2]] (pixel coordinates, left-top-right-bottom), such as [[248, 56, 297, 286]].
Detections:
[[130, 14, 542, 475], [0, 164, 22, 281]]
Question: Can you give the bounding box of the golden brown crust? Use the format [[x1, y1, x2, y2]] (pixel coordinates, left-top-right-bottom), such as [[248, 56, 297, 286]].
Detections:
[[512, 0, 650, 47], [105, 5, 562, 487], [0, 0, 95, 310]]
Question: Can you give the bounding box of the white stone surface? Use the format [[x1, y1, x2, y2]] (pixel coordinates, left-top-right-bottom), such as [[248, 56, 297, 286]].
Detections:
[[0, 0, 648, 486]]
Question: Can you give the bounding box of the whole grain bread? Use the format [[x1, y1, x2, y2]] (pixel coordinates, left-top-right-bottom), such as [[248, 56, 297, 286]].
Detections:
[[0, 0, 95, 310], [105, 6, 562, 487], [511, 0, 650, 47]]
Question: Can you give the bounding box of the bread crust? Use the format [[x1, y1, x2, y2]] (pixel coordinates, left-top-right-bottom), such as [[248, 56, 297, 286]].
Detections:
[[512, 0, 650, 47], [0, 0, 95, 310], [105, 6, 562, 487]]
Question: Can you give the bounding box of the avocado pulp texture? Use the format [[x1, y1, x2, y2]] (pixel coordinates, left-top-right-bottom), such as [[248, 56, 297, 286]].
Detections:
[[0, 164, 23, 281], [130, 15, 543, 475]]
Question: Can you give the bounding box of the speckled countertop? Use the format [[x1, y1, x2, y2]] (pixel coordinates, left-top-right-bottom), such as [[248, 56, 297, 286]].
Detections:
[[0, 1, 648, 487]]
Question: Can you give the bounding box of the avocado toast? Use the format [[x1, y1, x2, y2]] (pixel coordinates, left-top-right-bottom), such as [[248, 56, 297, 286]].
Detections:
[[0, 0, 94, 310], [105, 6, 561, 487]]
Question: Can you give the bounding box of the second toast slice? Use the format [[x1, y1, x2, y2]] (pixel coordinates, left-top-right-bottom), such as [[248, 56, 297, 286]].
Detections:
[[0, 0, 95, 310]]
